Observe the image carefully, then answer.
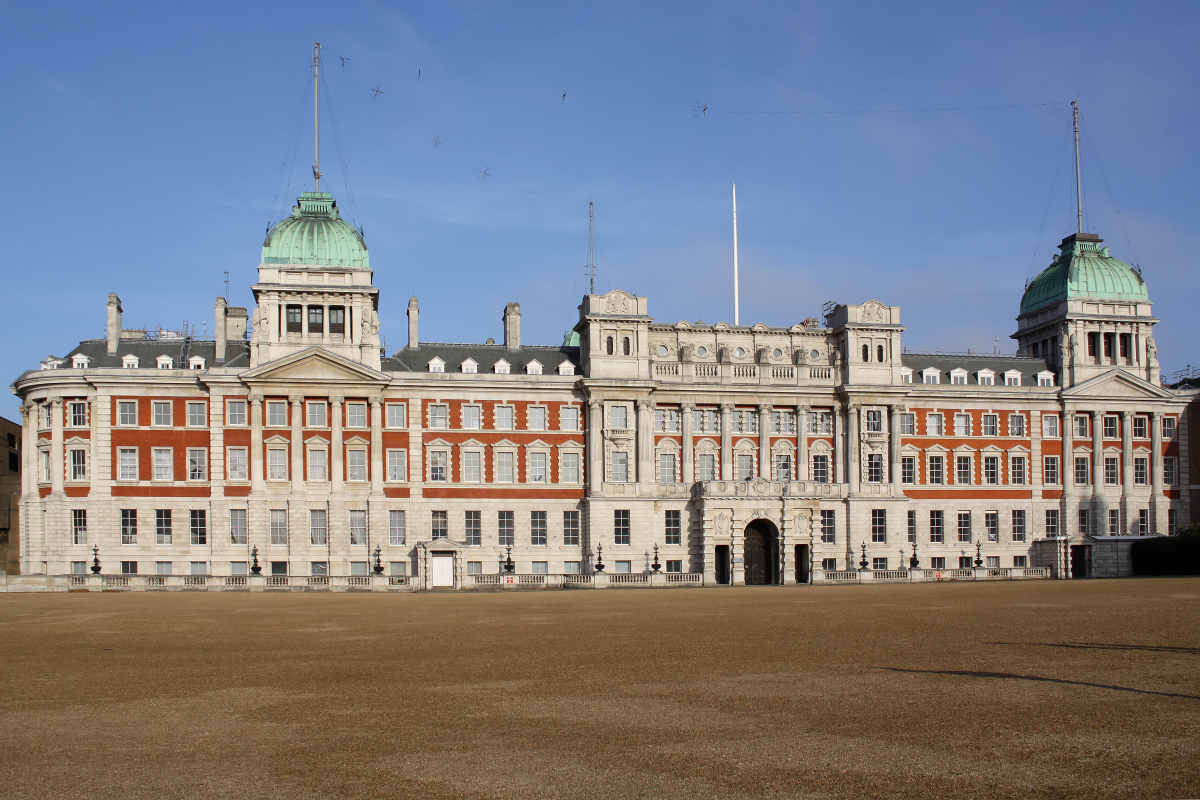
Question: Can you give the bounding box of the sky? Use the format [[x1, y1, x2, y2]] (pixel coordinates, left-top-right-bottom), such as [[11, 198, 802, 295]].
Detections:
[[3, 1, 1199, 420]]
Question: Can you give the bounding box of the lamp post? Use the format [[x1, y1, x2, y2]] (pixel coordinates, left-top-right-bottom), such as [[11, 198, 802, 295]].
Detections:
[[859, 542, 869, 570], [90, 545, 101, 574], [651, 543, 661, 572], [372, 545, 384, 575], [503, 546, 515, 574], [594, 542, 605, 573]]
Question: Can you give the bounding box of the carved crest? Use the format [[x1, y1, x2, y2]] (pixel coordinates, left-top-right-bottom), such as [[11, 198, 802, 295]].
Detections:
[[751, 477, 771, 495], [861, 300, 887, 323], [605, 291, 633, 313], [714, 511, 732, 535]]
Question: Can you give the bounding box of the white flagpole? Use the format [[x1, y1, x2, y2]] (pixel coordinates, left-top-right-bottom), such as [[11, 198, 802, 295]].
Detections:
[[732, 183, 740, 326]]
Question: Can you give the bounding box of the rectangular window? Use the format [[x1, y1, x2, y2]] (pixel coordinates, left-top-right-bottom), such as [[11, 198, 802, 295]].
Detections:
[[821, 558, 838, 571], [1074, 457, 1090, 486], [152, 401, 172, 426], [268, 448, 288, 481], [69, 449, 87, 481], [286, 305, 302, 332], [389, 510, 407, 545], [1078, 509, 1090, 536], [1105, 458, 1119, 485], [346, 403, 366, 428], [658, 452, 676, 483], [985, 511, 999, 542], [957, 511, 972, 543], [155, 509, 172, 544], [347, 450, 367, 482], [229, 508, 247, 544], [349, 510, 367, 545], [665, 510, 682, 545], [982, 415, 998, 437], [495, 405, 514, 430], [1046, 509, 1060, 537], [1043, 415, 1059, 438], [1044, 456, 1059, 485], [1133, 417, 1147, 438], [529, 452, 548, 483], [928, 456, 944, 485], [560, 406, 579, 431], [954, 413, 971, 436], [307, 402, 327, 427], [930, 557, 946, 570], [1011, 456, 1026, 485], [984, 456, 999, 485], [614, 510, 631, 545], [530, 511, 547, 545], [929, 510, 944, 543], [66, 401, 84, 427], [1074, 415, 1088, 438], [189, 509, 207, 545], [153, 448, 173, 481], [461, 405, 481, 429], [386, 403, 407, 428], [496, 451, 515, 483], [328, 306, 345, 334], [187, 402, 206, 427], [959, 556, 974, 569], [773, 454, 792, 481], [529, 561, 548, 575], [226, 400, 247, 426], [310, 509, 327, 544], [666, 560, 682, 573], [609, 406, 627, 429], [1163, 417, 1176, 438], [1165, 457, 1177, 485], [386, 449, 407, 482], [615, 561, 632, 574], [71, 509, 87, 545], [309, 561, 327, 577], [71, 561, 87, 575], [190, 561, 208, 576], [1012, 555, 1027, 568], [611, 452, 628, 482], [907, 510, 916, 543], [866, 410, 882, 432], [528, 407, 547, 430], [223, 447, 247, 481], [1168, 509, 1177, 534], [307, 305, 323, 333], [1008, 414, 1026, 436], [561, 452, 580, 483], [900, 414, 915, 435], [432, 510, 449, 539], [872, 558, 888, 571], [187, 448, 206, 481], [867, 453, 883, 483], [735, 454, 754, 481], [121, 561, 138, 575], [463, 511, 481, 546], [1137, 509, 1149, 535], [429, 404, 449, 428], [429, 451, 448, 482], [1104, 416, 1118, 438], [811, 454, 829, 484], [1134, 457, 1148, 485], [955, 455, 972, 485], [305, 448, 326, 481], [497, 511, 514, 546], [700, 453, 718, 482], [1106, 508, 1120, 535], [266, 401, 286, 427], [821, 510, 836, 544], [563, 511, 580, 546], [871, 509, 886, 543], [269, 509, 287, 545], [1012, 510, 1026, 542], [928, 414, 944, 436], [118, 400, 138, 426]]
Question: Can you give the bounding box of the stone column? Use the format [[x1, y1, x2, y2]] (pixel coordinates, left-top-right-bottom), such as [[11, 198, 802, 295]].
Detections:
[[368, 395, 387, 560], [796, 405, 809, 481], [847, 404, 860, 494], [636, 399, 653, 484], [833, 406, 844, 486], [1150, 410, 1164, 534], [1120, 410, 1133, 534], [290, 396, 305, 493], [588, 400, 603, 494], [249, 394, 265, 493], [720, 403, 734, 481], [758, 404, 771, 479], [889, 405, 901, 490], [369, 397, 385, 494], [19, 403, 36, 574], [1061, 406, 1074, 494], [681, 402, 695, 485], [1091, 410, 1103, 501], [49, 397, 64, 495], [331, 396, 345, 491]]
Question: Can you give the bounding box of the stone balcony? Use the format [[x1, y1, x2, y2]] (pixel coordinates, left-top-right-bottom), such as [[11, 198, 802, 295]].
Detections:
[[651, 360, 835, 386]]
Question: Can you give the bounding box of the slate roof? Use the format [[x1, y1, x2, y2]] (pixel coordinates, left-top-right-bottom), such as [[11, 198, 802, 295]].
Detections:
[[900, 353, 1052, 385], [386, 343, 581, 374], [19, 338, 252, 381]]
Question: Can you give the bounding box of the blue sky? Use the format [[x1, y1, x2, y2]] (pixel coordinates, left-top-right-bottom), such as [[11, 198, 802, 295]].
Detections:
[[3, 1, 1199, 419]]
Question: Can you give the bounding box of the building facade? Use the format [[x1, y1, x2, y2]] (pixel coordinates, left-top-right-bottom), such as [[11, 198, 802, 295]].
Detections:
[[10, 192, 1196, 588], [0, 414, 20, 574]]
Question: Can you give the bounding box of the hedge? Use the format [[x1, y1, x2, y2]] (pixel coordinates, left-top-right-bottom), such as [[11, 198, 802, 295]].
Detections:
[[1131, 526, 1200, 575]]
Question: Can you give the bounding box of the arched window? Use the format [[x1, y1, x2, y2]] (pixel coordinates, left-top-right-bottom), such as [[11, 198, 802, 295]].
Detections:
[[606, 336, 614, 355], [622, 337, 631, 356], [862, 344, 870, 362], [877, 344, 885, 363]]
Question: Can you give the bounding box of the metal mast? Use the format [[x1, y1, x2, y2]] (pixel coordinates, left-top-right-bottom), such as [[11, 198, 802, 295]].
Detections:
[[313, 41, 322, 192], [732, 183, 740, 326], [1073, 100, 1082, 233], [588, 202, 595, 294]]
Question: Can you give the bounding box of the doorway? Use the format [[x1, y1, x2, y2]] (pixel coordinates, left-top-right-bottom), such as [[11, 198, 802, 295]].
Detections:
[[743, 519, 779, 585], [431, 552, 455, 587], [714, 545, 730, 585], [794, 544, 810, 584], [1069, 545, 1091, 579]]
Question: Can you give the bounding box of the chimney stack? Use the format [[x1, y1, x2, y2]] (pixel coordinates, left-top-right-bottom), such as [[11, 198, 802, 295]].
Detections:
[[215, 297, 227, 362], [503, 302, 521, 350], [106, 293, 122, 355], [407, 296, 420, 349]]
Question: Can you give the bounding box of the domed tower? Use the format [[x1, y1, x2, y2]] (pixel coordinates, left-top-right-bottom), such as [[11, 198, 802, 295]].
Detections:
[[1012, 232, 1159, 388], [249, 191, 381, 369]]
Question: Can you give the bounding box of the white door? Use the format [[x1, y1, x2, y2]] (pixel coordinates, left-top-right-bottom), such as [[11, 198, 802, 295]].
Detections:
[[431, 554, 455, 587]]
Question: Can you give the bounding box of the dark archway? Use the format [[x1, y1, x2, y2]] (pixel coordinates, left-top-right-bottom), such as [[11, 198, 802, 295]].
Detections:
[[743, 519, 779, 585]]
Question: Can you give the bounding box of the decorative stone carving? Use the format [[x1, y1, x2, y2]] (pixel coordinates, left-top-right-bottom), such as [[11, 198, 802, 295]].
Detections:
[[605, 291, 632, 313], [362, 307, 380, 337], [861, 300, 887, 323], [750, 477, 772, 496], [714, 511, 732, 534]]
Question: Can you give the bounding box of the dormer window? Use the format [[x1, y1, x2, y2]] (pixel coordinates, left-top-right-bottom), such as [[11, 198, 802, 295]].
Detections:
[[427, 357, 445, 373], [1004, 370, 1022, 386], [1037, 371, 1055, 387], [950, 368, 968, 385], [122, 355, 139, 369], [900, 367, 913, 384], [72, 355, 90, 369], [557, 360, 575, 376], [526, 360, 543, 375], [921, 368, 940, 385], [156, 355, 173, 369], [461, 358, 478, 374], [40, 357, 64, 371], [494, 359, 511, 375], [189, 356, 206, 370], [977, 369, 995, 386]]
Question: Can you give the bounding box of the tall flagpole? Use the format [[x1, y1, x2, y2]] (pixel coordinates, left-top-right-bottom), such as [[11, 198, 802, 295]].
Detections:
[[1072, 100, 1082, 234], [732, 183, 740, 326], [313, 41, 322, 192]]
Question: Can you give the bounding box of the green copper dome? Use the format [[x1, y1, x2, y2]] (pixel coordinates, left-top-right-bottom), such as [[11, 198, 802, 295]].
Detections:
[[1020, 233, 1147, 315], [261, 192, 369, 269]]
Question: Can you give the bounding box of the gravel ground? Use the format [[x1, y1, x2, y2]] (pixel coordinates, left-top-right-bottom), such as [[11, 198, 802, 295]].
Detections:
[[1, 578, 1198, 800]]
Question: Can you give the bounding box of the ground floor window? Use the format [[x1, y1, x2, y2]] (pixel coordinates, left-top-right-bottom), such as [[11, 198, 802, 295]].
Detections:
[[665, 560, 682, 573], [930, 557, 946, 570], [821, 558, 837, 571], [563, 561, 581, 574], [614, 560, 632, 573], [467, 561, 482, 575], [820, 510, 836, 543], [614, 510, 631, 545], [563, 511, 580, 546], [310, 562, 327, 576], [871, 557, 888, 571], [1013, 556, 1027, 568], [665, 510, 681, 545], [121, 561, 137, 574], [531, 561, 548, 574]]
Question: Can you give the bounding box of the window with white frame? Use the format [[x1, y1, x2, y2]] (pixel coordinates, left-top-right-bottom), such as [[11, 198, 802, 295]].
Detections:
[[387, 449, 407, 482], [226, 400, 247, 426], [122, 355, 139, 368], [152, 401, 172, 426], [769, 410, 794, 434], [1045, 509, 1060, 537], [189, 356, 205, 370], [310, 509, 328, 544], [529, 452, 548, 483], [461, 450, 482, 483], [526, 361, 543, 375], [460, 359, 477, 374], [953, 413, 971, 436], [922, 369, 940, 385], [462, 405, 481, 429], [735, 453, 754, 481], [609, 406, 628, 430], [156, 509, 172, 545], [927, 414, 944, 436], [866, 453, 884, 483], [389, 510, 406, 545], [230, 509, 248, 544], [658, 452, 677, 483], [957, 511, 972, 542], [1134, 457, 1148, 485], [346, 403, 367, 428], [495, 405, 514, 430], [69, 402, 87, 427], [773, 453, 792, 481], [561, 452, 580, 483], [559, 406, 579, 431], [1004, 371, 1021, 386], [871, 509, 887, 543], [1165, 457, 1177, 485], [72, 354, 89, 369], [982, 414, 998, 436], [1011, 510, 1026, 542], [611, 451, 629, 482], [1103, 416, 1118, 438], [156, 355, 173, 369], [614, 510, 631, 545], [494, 360, 510, 375], [496, 451, 515, 482], [1042, 415, 1059, 437], [866, 410, 882, 433], [121, 509, 137, 544], [307, 402, 327, 427], [267, 448, 288, 481], [528, 406, 547, 430], [1043, 456, 1059, 485], [821, 510, 836, 543], [955, 455, 972, 484], [563, 510, 580, 546], [665, 510, 681, 545], [1008, 414, 1025, 436], [1074, 415, 1088, 438], [385, 403, 406, 428], [465, 510, 481, 545], [810, 454, 829, 484], [187, 449, 206, 480], [429, 404, 448, 428], [558, 361, 575, 376], [349, 510, 367, 545], [1074, 457, 1090, 485], [530, 511, 547, 545], [72, 509, 87, 544], [270, 510, 288, 545], [1133, 416, 1148, 438], [1104, 457, 1119, 485], [1038, 372, 1055, 387], [428, 450, 449, 482], [497, 511, 513, 545], [266, 401, 287, 427], [427, 358, 445, 373], [929, 510, 944, 543], [901, 456, 915, 484], [1010, 456, 1026, 485], [186, 402, 206, 427], [190, 511, 207, 545], [152, 448, 173, 481], [1163, 417, 1176, 438], [118, 400, 138, 426], [68, 449, 87, 481], [977, 371, 994, 386], [227, 448, 248, 481], [928, 455, 944, 485], [900, 368, 912, 384], [346, 449, 367, 481], [307, 447, 327, 481], [951, 370, 967, 385], [984, 456, 999, 485], [900, 414, 915, 435]]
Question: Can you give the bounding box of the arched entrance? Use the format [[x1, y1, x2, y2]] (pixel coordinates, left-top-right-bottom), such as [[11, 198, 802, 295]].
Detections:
[[743, 519, 779, 585]]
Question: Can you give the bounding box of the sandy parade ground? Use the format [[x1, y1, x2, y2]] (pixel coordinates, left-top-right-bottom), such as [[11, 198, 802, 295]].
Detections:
[[1, 578, 1198, 800]]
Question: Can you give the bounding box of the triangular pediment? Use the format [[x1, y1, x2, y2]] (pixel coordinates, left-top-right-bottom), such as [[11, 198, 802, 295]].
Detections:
[[1063, 369, 1173, 400], [241, 347, 390, 386]]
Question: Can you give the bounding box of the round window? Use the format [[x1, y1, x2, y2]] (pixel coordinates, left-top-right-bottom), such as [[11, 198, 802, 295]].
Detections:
[[656, 345, 668, 356], [735, 347, 746, 358], [695, 346, 708, 357], [810, 349, 820, 360], [772, 348, 783, 359]]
